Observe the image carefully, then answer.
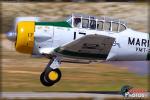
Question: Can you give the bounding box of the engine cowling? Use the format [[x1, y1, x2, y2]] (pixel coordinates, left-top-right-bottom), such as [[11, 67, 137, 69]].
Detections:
[[15, 21, 35, 54]]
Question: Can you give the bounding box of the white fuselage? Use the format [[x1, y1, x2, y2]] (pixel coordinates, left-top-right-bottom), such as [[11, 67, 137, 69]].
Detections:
[[33, 25, 149, 61]]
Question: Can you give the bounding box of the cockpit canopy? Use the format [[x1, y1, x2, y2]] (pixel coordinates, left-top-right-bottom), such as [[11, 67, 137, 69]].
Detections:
[[66, 14, 127, 32]]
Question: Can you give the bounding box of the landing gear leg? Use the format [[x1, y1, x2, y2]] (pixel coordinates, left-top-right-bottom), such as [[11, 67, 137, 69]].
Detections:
[[40, 56, 61, 86]]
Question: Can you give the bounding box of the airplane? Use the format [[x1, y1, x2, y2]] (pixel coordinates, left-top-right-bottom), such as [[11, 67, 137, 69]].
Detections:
[[6, 14, 150, 86]]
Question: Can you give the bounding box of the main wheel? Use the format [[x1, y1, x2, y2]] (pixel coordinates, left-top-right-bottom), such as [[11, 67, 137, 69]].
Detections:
[[40, 72, 54, 86], [45, 68, 62, 83]]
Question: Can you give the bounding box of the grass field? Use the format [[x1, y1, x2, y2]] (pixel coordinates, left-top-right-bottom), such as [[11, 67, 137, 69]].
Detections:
[[2, 63, 148, 91], [1, 2, 148, 33]]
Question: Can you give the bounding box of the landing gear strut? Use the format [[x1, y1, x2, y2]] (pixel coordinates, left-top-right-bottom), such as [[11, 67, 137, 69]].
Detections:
[[40, 56, 61, 86]]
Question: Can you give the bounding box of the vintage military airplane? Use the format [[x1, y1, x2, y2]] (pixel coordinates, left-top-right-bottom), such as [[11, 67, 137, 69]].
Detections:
[[7, 14, 150, 86]]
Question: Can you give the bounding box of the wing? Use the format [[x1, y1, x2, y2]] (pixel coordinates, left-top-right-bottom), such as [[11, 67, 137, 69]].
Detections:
[[54, 34, 115, 60]]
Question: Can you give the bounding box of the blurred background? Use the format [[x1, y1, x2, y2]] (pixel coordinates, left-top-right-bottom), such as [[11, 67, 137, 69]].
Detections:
[[0, 1, 149, 93], [2, 0, 149, 2], [1, 2, 148, 33]]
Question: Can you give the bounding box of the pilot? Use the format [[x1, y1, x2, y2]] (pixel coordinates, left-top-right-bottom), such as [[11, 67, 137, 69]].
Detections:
[[90, 20, 96, 29], [74, 18, 81, 28]]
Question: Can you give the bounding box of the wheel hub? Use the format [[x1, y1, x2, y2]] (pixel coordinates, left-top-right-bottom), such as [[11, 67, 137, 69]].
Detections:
[[48, 71, 58, 81]]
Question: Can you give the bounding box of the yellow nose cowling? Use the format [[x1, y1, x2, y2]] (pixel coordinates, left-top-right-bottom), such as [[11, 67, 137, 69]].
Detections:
[[15, 21, 35, 54]]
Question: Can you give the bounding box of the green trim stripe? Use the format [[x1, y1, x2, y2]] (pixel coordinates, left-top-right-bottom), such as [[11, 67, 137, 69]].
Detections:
[[54, 47, 107, 59], [35, 21, 71, 28]]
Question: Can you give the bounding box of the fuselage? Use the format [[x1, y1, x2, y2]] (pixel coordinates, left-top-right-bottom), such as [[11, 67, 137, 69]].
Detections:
[[7, 15, 150, 61], [33, 23, 150, 61]]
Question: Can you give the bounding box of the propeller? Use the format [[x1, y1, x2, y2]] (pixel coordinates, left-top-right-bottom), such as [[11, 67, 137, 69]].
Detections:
[[6, 31, 17, 42], [6, 17, 40, 51]]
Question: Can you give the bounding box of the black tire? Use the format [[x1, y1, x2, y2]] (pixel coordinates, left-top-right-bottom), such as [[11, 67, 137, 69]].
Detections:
[[40, 72, 54, 86], [45, 68, 62, 83]]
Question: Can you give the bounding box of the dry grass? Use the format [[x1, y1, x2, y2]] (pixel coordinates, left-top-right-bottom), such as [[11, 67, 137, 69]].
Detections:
[[1, 42, 148, 91], [1, 2, 148, 33]]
